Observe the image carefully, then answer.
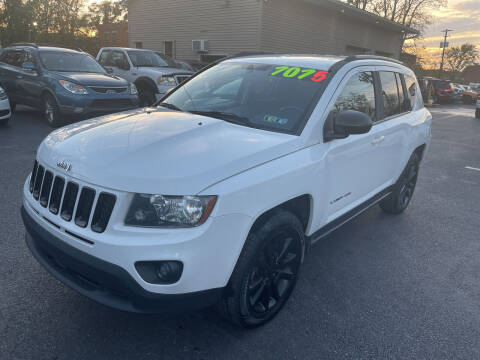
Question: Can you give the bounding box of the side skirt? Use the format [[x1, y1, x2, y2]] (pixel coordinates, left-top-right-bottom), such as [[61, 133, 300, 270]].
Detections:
[[308, 186, 393, 245]]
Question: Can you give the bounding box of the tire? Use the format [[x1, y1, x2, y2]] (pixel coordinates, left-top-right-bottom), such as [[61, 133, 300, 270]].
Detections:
[[42, 93, 62, 127], [0, 117, 8, 126], [218, 210, 305, 328], [10, 102, 16, 112], [476, 109, 480, 119], [138, 88, 156, 107], [380, 152, 420, 214]]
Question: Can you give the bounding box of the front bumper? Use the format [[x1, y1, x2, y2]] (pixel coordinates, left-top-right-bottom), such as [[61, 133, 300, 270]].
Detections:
[[0, 98, 10, 119], [22, 206, 223, 313]]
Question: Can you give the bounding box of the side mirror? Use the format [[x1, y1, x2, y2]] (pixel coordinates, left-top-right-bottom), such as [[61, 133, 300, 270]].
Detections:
[[324, 110, 373, 141], [334, 110, 373, 136], [105, 67, 114, 74], [22, 62, 36, 71]]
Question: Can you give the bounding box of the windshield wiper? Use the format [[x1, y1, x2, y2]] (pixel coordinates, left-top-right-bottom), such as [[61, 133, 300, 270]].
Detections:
[[190, 110, 250, 125], [158, 102, 183, 111]]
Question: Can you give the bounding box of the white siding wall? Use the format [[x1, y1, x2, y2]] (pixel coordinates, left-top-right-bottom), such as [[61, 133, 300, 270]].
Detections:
[[260, 0, 403, 58], [128, 0, 263, 59]]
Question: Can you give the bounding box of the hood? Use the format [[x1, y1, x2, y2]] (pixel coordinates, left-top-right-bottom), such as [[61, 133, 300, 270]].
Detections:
[[54, 72, 129, 86], [137, 67, 193, 76], [38, 109, 302, 194]]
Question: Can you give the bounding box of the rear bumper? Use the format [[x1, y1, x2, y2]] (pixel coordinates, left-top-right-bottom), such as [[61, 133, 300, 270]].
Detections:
[[21, 206, 223, 313]]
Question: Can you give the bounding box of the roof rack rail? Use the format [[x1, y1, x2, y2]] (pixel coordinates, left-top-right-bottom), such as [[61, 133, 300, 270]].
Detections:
[[10, 42, 38, 48], [229, 51, 277, 58], [35, 43, 84, 52], [346, 55, 405, 66]]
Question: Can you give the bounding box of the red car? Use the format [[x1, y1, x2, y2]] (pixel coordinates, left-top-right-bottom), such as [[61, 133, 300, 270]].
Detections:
[[432, 80, 454, 103]]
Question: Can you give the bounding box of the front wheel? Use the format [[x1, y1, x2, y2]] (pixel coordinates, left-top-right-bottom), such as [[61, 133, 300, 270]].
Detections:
[[218, 210, 305, 328], [138, 89, 156, 107], [475, 109, 480, 119], [43, 94, 62, 127], [380, 153, 420, 214]]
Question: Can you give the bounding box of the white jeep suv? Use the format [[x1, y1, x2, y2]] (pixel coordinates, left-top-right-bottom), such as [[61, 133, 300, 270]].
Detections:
[[22, 54, 431, 328], [97, 47, 193, 106]]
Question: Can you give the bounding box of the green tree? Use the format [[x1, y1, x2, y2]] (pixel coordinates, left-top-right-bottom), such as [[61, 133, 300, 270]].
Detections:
[[87, 0, 126, 29]]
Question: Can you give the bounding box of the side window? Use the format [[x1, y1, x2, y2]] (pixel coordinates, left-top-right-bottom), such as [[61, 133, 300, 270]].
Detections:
[[1, 50, 24, 67], [396, 73, 407, 111], [404, 74, 418, 110], [23, 51, 37, 67], [379, 71, 402, 118], [333, 71, 376, 121], [98, 50, 111, 66], [111, 51, 129, 69]]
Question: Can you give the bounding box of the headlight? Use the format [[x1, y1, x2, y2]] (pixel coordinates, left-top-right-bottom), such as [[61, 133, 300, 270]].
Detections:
[[125, 194, 217, 227], [0, 88, 7, 101], [130, 83, 138, 95], [59, 80, 88, 95], [157, 76, 176, 86]]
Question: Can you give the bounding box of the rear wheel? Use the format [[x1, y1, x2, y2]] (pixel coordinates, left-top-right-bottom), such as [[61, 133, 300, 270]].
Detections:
[[218, 210, 305, 328], [380, 153, 420, 214], [43, 93, 62, 127]]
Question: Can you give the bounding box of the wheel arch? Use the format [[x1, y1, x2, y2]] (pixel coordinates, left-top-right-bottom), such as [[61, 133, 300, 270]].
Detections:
[[134, 76, 158, 94]]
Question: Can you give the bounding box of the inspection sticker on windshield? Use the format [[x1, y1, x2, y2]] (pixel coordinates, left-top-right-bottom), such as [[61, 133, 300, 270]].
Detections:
[[264, 114, 289, 125], [271, 66, 328, 82]]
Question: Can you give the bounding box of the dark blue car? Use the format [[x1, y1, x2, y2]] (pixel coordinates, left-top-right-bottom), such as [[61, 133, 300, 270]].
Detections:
[[0, 43, 139, 126]]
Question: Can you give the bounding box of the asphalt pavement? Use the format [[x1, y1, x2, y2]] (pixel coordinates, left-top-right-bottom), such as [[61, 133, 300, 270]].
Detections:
[[1, 104, 480, 360]]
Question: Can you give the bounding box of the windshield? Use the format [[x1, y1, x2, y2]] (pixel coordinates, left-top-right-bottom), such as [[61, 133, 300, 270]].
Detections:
[[128, 50, 171, 67], [160, 61, 329, 134], [39, 51, 105, 73], [155, 52, 182, 68]]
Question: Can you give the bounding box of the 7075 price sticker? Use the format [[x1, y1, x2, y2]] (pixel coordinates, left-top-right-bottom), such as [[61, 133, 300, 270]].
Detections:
[[271, 66, 328, 82]]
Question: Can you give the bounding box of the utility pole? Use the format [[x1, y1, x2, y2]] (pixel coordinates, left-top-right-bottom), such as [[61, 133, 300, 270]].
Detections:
[[439, 29, 453, 78]]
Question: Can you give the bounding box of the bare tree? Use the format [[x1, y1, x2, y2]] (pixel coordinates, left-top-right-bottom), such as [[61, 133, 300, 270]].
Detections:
[[446, 43, 478, 76]]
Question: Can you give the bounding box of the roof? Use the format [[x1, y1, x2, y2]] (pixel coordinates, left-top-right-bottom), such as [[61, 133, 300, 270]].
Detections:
[[100, 47, 152, 52], [9, 43, 83, 53], [305, 0, 419, 35], [224, 54, 405, 70]]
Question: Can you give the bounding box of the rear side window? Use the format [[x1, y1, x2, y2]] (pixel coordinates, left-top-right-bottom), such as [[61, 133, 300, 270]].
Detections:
[[0, 50, 24, 67], [379, 71, 403, 118], [333, 71, 376, 121], [404, 75, 418, 110]]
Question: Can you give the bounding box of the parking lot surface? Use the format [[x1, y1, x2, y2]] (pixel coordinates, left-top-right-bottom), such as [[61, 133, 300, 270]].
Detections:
[[1, 104, 480, 360]]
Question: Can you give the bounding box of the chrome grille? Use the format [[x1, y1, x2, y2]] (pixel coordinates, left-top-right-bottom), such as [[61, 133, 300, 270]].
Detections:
[[175, 75, 190, 85], [29, 161, 116, 233]]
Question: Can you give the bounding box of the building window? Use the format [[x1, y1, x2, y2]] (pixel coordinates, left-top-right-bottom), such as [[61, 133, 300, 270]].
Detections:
[[112, 31, 117, 46], [164, 40, 175, 58], [104, 32, 110, 46], [135, 41, 143, 49], [345, 45, 369, 55]]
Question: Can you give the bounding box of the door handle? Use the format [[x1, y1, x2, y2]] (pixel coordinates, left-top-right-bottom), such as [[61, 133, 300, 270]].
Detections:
[[371, 135, 385, 145], [16, 75, 23, 79]]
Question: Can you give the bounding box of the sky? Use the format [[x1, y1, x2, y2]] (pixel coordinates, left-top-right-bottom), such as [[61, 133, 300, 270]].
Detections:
[[414, 0, 480, 66]]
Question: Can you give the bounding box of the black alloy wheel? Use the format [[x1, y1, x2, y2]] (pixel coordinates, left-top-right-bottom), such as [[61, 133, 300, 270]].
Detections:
[[218, 210, 305, 328], [380, 152, 420, 214], [245, 229, 302, 319]]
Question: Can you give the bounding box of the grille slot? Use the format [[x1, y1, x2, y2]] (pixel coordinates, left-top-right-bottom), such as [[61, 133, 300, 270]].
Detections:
[[175, 75, 190, 84], [29, 162, 117, 232], [33, 165, 45, 200], [39, 171, 53, 207], [29, 160, 38, 193], [91, 193, 116, 233], [90, 87, 127, 94], [61, 182, 79, 221], [49, 177, 65, 215], [74, 187, 96, 228]]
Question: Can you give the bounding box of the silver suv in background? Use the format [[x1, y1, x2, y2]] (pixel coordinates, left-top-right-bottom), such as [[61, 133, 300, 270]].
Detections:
[[97, 47, 193, 106]]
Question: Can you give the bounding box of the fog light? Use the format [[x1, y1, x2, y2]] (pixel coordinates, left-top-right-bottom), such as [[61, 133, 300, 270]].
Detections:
[[135, 261, 183, 284]]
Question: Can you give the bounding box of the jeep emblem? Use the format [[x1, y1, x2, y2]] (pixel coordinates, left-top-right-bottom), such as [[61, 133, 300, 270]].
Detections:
[[57, 160, 72, 172]]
